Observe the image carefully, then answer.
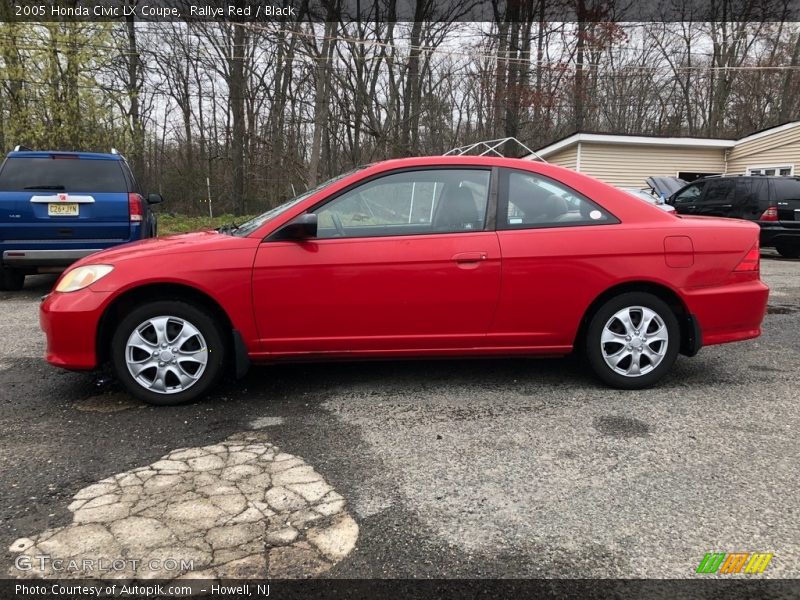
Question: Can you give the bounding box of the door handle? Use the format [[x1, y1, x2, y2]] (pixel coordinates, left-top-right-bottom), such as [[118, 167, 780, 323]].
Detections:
[[452, 252, 488, 263]]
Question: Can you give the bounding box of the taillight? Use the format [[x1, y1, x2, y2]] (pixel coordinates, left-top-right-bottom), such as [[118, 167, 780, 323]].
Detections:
[[128, 193, 143, 222], [759, 205, 778, 221], [734, 241, 760, 272]]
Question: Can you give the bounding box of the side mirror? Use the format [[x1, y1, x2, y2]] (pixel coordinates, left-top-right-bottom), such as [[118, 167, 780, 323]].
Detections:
[[147, 193, 164, 205], [269, 213, 317, 241]]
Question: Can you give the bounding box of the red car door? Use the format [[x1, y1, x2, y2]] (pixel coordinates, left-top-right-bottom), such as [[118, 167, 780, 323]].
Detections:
[[251, 168, 502, 356], [491, 168, 621, 351]]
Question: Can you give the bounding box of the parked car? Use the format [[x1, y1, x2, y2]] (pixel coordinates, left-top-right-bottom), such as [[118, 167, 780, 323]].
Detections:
[[621, 188, 676, 212], [0, 148, 162, 290], [668, 175, 800, 258], [40, 157, 768, 405]]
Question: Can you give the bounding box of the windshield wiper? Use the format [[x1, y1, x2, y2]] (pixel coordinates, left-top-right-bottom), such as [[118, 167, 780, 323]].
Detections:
[[217, 222, 240, 235], [24, 185, 65, 190]]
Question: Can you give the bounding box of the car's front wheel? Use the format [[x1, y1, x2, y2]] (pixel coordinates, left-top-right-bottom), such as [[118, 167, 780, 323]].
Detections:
[[111, 301, 226, 405], [585, 292, 680, 389]]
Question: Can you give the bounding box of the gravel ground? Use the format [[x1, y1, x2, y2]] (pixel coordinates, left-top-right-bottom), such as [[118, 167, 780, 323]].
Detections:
[[1, 252, 798, 581]]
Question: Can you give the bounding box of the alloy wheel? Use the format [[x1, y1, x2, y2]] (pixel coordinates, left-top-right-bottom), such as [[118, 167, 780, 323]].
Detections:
[[124, 315, 209, 394], [600, 306, 669, 377]]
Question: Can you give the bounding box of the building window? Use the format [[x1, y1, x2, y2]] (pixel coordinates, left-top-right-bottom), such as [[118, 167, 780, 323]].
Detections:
[[747, 165, 793, 176]]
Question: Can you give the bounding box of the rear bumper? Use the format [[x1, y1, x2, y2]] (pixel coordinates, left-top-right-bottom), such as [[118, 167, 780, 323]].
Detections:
[[759, 223, 800, 248], [40, 288, 110, 370], [3, 248, 100, 267], [681, 279, 769, 347]]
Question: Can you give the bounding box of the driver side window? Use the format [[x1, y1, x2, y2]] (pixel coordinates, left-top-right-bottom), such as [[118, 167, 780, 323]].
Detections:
[[674, 181, 706, 203], [313, 169, 490, 239]]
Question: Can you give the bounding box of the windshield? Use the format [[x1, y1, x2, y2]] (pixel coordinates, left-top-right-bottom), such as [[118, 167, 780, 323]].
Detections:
[[232, 168, 366, 237]]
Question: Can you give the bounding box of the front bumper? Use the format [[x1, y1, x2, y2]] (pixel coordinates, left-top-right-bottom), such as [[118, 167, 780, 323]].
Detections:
[[39, 288, 111, 370], [681, 278, 769, 347], [3, 248, 100, 268]]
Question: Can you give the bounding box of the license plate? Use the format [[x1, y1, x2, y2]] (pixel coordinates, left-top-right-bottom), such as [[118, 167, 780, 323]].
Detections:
[[48, 203, 79, 216]]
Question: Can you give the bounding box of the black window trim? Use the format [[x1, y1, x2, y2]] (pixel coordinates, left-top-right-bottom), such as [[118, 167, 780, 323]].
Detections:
[[267, 165, 497, 242], [495, 167, 620, 231]]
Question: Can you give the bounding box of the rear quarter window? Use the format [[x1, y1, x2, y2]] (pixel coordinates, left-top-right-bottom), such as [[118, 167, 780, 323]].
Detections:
[[772, 178, 800, 202], [0, 157, 127, 193]]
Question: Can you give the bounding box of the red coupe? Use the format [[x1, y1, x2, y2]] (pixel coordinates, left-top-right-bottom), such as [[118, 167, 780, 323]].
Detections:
[[40, 157, 769, 405]]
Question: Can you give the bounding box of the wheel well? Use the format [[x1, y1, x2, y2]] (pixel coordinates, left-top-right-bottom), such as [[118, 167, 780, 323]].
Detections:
[[574, 281, 692, 353], [96, 283, 234, 367]]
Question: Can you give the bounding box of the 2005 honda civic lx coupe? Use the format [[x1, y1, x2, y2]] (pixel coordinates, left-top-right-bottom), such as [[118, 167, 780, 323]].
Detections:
[[40, 156, 769, 405]]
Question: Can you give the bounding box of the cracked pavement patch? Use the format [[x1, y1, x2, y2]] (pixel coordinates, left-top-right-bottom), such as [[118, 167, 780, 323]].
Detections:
[[8, 431, 358, 580], [73, 392, 142, 413]]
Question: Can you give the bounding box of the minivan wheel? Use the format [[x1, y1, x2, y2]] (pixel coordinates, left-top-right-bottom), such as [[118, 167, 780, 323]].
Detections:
[[776, 244, 800, 259], [585, 292, 680, 389], [111, 300, 226, 405], [0, 267, 25, 291]]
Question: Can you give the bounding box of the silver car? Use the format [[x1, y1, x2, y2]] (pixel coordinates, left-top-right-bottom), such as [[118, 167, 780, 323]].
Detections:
[[621, 188, 676, 213]]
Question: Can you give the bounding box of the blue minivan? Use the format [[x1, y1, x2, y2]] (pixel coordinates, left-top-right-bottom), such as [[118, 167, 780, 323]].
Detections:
[[0, 148, 162, 290]]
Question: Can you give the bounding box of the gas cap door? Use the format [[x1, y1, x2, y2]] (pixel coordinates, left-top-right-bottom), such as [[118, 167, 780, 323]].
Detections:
[[664, 235, 694, 268]]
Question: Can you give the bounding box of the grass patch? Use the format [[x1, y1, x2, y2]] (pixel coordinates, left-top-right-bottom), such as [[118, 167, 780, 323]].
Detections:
[[157, 214, 256, 235]]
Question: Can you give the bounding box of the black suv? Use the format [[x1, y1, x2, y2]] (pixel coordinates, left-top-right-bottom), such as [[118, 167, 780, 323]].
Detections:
[[668, 175, 800, 258]]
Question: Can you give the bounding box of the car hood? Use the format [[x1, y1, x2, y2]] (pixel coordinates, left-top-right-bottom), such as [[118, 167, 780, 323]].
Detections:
[[646, 176, 687, 198], [71, 231, 238, 266]]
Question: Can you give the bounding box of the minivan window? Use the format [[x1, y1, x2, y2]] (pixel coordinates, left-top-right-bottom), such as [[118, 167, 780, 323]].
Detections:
[[0, 157, 127, 193]]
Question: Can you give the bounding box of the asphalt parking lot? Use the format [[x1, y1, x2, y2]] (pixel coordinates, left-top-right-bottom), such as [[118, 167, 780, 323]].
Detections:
[[1, 252, 799, 580]]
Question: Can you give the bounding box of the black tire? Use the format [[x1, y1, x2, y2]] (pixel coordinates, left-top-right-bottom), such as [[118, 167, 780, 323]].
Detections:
[[111, 300, 226, 405], [0, 267, 25, 291], [585, 292, 680, 390], [776, 244, 800, 259]]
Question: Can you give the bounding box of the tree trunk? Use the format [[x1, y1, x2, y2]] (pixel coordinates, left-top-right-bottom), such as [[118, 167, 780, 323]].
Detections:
[[228, 20, 246, 213], [308, 17, 337, 187], [779, 32, 800, 122], [125, 5, 144, 181]]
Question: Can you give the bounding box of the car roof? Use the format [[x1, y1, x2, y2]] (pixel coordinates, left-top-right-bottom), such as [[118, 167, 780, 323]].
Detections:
[[6, 150, 122, 160], [695, 174, 800, 181]]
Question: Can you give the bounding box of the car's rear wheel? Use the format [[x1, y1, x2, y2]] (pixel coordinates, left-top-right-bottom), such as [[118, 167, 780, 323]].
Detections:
[[0, 267, 25, 291], [111, 300, 226, 405], [585, 292, 680, 389], [776, 244, 800, 259]]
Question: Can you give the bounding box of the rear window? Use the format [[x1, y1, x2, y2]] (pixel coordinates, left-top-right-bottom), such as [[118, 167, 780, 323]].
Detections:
[[0, 157, 127, 193], [773, 178, 800, 202]]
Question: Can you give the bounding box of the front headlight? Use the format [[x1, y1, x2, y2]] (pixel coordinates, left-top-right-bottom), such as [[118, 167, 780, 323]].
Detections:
[[55, 265, 114, 293]]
